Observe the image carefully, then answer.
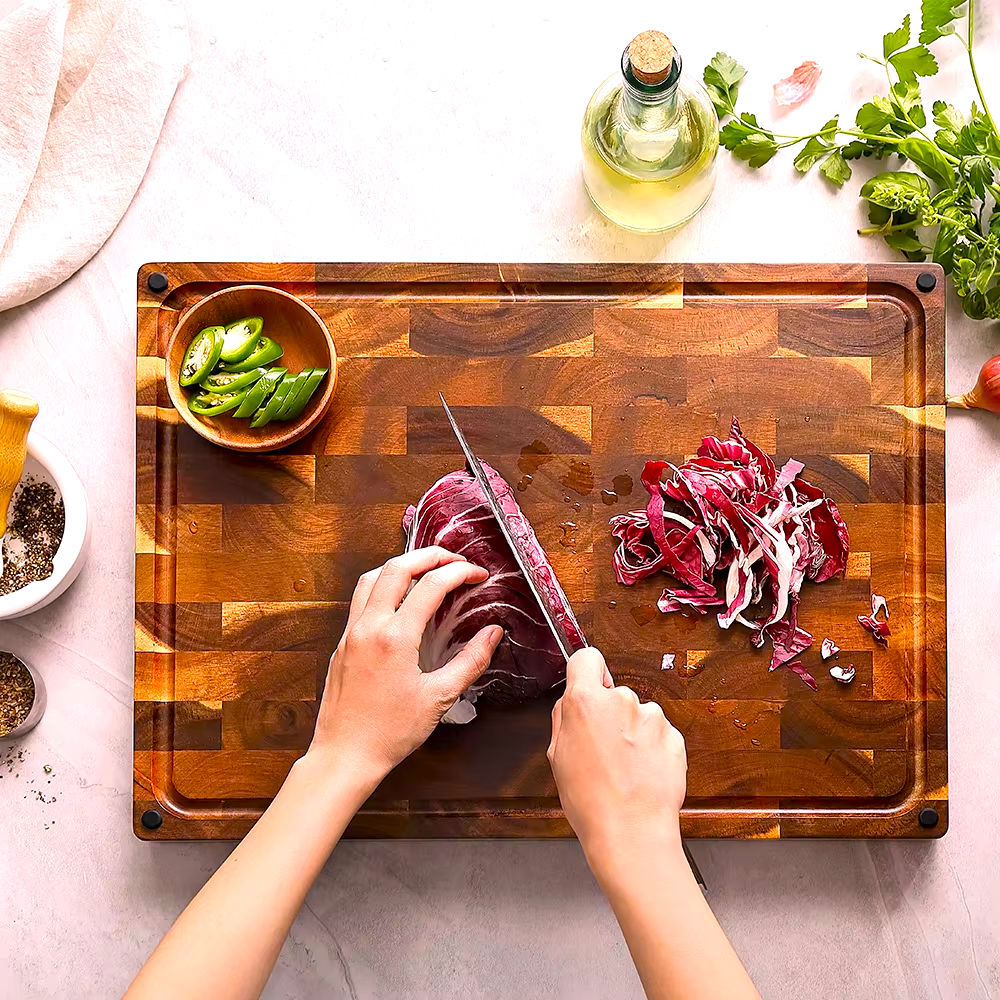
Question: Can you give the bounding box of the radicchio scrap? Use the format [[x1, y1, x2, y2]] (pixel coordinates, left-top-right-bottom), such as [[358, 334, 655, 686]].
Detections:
[[610, 418, 850, 684], [858, 593, 891, 646], [403, 462, 586, 723], [787, 660, 818, 691]]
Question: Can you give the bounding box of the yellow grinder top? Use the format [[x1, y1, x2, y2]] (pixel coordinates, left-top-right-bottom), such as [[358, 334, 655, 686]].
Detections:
[[0, 390, 39, 537]]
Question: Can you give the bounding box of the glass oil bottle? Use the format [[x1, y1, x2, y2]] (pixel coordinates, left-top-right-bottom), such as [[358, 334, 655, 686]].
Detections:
[[582, 30, 719, 232]]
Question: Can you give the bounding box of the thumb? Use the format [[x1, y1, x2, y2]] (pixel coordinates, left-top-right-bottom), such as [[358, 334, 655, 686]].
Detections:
[[426, 625, 503, 705], [565, 647, 608, 692]]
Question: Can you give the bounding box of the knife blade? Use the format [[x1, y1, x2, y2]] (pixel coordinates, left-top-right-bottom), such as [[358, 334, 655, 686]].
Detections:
[[439, 394, 582, 663]]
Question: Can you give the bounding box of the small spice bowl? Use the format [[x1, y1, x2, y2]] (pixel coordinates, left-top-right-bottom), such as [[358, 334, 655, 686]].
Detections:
[[0, 652, 46, 740], [0, 433, 90, 620], [165, 285, 338, 453]]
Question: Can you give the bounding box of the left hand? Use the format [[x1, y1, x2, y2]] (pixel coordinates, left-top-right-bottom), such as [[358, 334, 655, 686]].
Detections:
[[308, 546, 503, 781]]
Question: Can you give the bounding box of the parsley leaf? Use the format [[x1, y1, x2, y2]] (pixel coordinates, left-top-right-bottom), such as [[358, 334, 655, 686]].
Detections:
[[961, 154, 996, 197], [919, 0, 965, 44], [720, 113, 774, 151], [932, 100, 965, 132], [703, 52, 747, 116], [890, 81, 927, 127], [732, 134, 779, 168], [884, 15, 911, 58], [793, 119, 841, 172], [819, 150, 853, 185], [889, 45, 939, 83], [856, 97, 894, 133], [794, 136, 832, 172]]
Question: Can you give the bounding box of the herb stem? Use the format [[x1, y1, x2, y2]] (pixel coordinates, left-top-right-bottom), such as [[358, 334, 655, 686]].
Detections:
[[966, 1, 999, 138], [858, 222, 921, 235]]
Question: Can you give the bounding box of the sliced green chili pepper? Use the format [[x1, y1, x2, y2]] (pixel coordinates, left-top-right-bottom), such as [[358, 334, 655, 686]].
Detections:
[[234, 368, 286, 418], [220, 337, 284, 373], [281, 368, 328, 421], [219, 316, 265, 364], [276, 371, 312, 419], [250, 377, 296, 429], [179, 326, 224, 387], [188, 387, 250, 416], [199, 367, 269, 394]]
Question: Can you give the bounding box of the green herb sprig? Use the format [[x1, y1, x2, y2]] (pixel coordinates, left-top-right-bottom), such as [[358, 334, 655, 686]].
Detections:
[[704, 0, 1000, 321]]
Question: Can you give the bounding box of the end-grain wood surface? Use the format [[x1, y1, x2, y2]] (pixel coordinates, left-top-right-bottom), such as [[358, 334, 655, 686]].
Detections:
[[134, 262, 946, 840]]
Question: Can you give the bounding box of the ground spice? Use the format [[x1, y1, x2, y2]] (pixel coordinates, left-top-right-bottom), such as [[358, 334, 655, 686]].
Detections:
[[0, 653, 34, 736], [0, 478, 65, 597]]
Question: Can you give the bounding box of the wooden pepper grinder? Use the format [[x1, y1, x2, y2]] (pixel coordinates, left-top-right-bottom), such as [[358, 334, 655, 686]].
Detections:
[[0, 390, 39, 578]]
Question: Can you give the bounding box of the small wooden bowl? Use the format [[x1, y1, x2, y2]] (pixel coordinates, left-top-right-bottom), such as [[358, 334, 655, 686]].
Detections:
[[165, 285, 337, 453]]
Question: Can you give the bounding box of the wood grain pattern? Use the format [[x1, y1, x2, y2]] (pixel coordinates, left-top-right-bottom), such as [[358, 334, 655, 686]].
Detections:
[[135, 262, 946, 840]]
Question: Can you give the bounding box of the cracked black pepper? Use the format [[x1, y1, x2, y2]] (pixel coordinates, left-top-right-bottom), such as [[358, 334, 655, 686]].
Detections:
[[0, 653, 34, 736], [0, 478, 65, 597]]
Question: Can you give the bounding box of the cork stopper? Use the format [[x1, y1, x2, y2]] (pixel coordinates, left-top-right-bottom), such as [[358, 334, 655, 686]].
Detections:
[[628, 30, 674, 85]]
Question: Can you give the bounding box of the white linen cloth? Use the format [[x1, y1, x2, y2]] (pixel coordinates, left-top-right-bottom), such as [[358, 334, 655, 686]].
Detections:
[[0, 0, 188, 311]]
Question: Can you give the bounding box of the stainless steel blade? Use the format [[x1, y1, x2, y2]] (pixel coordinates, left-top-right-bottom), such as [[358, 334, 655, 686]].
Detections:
[[439, 394, 574, 662]]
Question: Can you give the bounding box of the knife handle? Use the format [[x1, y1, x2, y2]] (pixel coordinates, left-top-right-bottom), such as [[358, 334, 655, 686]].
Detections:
[[0, 390, 38, 537]]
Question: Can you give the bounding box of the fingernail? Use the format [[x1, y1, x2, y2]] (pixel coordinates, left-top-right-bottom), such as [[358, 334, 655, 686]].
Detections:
[[489, 626, 504, 643]]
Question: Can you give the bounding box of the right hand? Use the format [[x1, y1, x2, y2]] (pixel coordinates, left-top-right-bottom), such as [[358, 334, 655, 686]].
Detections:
[[547, 648, 688, 879]]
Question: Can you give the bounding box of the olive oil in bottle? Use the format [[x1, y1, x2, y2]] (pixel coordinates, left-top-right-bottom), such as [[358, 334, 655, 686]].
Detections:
[[582, 30, 719, 232]]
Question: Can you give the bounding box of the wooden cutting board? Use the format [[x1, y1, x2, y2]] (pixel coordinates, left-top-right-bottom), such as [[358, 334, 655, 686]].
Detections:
[[135, 262, 946, 840]]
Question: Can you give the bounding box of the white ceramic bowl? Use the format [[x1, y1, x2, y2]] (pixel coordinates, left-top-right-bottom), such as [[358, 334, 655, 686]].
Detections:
[[0, 433, 90, 620]]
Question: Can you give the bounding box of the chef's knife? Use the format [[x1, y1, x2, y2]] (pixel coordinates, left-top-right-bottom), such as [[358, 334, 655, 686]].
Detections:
[[439, 394, 583, 662], [439, 394, 707, 891]]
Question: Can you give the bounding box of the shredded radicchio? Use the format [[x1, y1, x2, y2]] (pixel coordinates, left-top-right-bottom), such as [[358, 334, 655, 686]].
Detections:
[[610, 418, 850, 682], [821, 638, 840, 660]]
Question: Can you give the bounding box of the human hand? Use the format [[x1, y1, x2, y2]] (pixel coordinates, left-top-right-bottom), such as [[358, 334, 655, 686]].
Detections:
[[547, 648, 688, 881], [308, 546, 503, 783]]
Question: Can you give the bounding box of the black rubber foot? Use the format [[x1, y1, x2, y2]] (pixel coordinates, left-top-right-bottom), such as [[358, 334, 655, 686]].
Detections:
[[916, 272, 937, 293], [918, 807, 939, 828], [147, 272, 169, 293], [141, 809, 164, 830]]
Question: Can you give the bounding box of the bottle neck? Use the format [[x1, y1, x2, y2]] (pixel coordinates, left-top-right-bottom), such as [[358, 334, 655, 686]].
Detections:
[[618, 46, 683, 131]]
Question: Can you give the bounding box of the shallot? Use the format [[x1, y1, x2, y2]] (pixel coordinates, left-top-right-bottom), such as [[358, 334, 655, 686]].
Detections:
[[947, 355, 1000, 415], [821, 638, 840, 660]]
